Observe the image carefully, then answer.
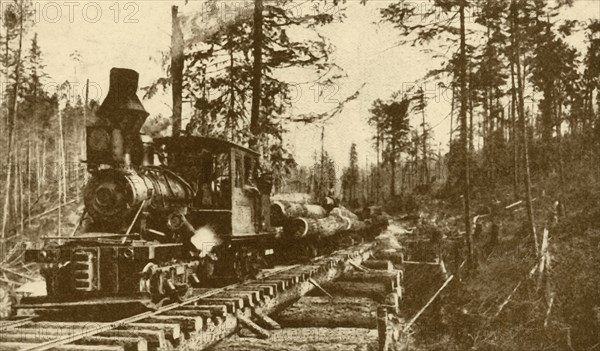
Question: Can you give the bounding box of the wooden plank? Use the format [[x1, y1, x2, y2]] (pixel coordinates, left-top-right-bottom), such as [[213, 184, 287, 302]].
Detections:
[[23, 322, 109, 330], [0, 343, 124, 351], [179, 305, 227, 316], [96, 330, 166, 349], [377, 306, 390, 351], [7, 327, 75, 336], [124, 323, 180, 341], [270, 273, 301, 283], [242, 284, 275, 297], [259, 280, 287, 291], [0, 317, 35, 329], [252, 311, 281, 330], [236, 312, 269, 339], [195, 298, 241, 313], [339, 271, 401, 288], [212, 291, 255, 307], [76, 336, 148, 351], [228, 288, 263, 302], [140, 316, 201, 334], [319, 282, 390, 300], [362, 260, 393, 271], [161, 309, 213, 319]]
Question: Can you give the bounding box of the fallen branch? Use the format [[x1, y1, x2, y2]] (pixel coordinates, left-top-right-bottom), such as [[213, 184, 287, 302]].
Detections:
[[349, 261, 369, 272], [26, 198, 77, 222], [403, 275, 454, 332], [493, 281, 522, 319], [544, 292, 555, 328], [308, 278, 333, 299], [492, 263, 539, 320], [0, 266, 36, 281]]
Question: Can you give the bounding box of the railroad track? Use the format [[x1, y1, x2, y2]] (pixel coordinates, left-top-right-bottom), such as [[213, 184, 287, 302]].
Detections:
[[0, 242, 374, 351]]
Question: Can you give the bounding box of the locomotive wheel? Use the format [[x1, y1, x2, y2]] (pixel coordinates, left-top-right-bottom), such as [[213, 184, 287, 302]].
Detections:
[[149, 271, 166, 302], [229, 246, 265, 281]]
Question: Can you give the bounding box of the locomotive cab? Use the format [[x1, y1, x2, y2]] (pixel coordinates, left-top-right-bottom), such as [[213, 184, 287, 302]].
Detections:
[[155, 136, 274, 240]]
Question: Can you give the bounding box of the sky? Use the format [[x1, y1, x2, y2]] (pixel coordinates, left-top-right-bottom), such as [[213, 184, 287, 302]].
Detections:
[[28, 0, 600, 169]]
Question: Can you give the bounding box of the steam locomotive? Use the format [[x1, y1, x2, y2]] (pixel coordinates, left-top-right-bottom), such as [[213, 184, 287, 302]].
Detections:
[[21, 68, 277, 310]]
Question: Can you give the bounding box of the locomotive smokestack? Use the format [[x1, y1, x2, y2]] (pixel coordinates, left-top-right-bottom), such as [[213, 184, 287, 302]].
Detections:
[[97, 68, 149, 168]]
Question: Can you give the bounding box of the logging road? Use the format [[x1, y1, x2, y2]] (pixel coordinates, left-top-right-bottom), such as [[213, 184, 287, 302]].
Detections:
[[0, 242, 374, 351]]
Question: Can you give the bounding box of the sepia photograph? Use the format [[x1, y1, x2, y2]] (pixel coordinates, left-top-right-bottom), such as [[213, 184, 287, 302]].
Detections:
[[0, 0, 598, 350]]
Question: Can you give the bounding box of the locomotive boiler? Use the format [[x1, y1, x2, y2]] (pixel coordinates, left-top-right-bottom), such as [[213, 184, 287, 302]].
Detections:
[[21, 68, 276, 311]]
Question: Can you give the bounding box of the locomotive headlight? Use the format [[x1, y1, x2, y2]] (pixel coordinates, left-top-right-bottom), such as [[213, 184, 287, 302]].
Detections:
[[88, 128, 111, 151]]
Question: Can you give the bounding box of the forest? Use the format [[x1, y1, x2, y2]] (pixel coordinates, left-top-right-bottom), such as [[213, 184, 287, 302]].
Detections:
[[0, 0, 600, 350]]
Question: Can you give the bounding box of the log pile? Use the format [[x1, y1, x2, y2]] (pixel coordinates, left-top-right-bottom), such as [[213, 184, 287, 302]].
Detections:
[[284, 216, 351, 239], [273, 199, 386, 240], [270, 201, 328, 227]]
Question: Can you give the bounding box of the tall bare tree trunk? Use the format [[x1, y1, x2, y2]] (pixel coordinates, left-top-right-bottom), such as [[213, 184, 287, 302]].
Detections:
[[27, 140, 31, 227], [390, 141, 396, 197], [41, 138, 46, 189], [249, 0, 264, 149], [459, 1, 474, 270], [510, 59, 519, 201], [171, 6, 184, 138], [58, 109, 67, 204], [449, 85, 455, 147], [376, 132, 380, 202], [512, 0, 537, 253], [57, 140, 62, 238], [1, 1, 24, 239], [556, 94, 566, 216], [422, 109, 429, 184], [17, 150, 24, 234]]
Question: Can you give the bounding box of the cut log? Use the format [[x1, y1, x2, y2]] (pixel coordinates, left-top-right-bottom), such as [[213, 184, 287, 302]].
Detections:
[[253, 311, 281, 330], [271, 201, 327, 226], [96, 330, 166, 349], [284, 216, 350, 239], [315, 282, 390, 301], [339, 271, 401, 289], [377, 306, 390, 351], [123, 322, 180, 341], [374, 250, 405, 264], [75, 336, 148, 351], [236, 311, 270, 339], [141, 315, 202, 333], [0, 344, 125, 351], [362, 260, 393, 271], [276, 296, 378, 328], [330, 206, 359, 221]]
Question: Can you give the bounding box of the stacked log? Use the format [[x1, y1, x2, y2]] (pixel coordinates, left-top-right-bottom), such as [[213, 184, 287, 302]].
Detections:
[[330, 206, 359, 222], [284, 215, 350, 239], [272, 199, 386, 240], [270, 200, 327, 226]]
